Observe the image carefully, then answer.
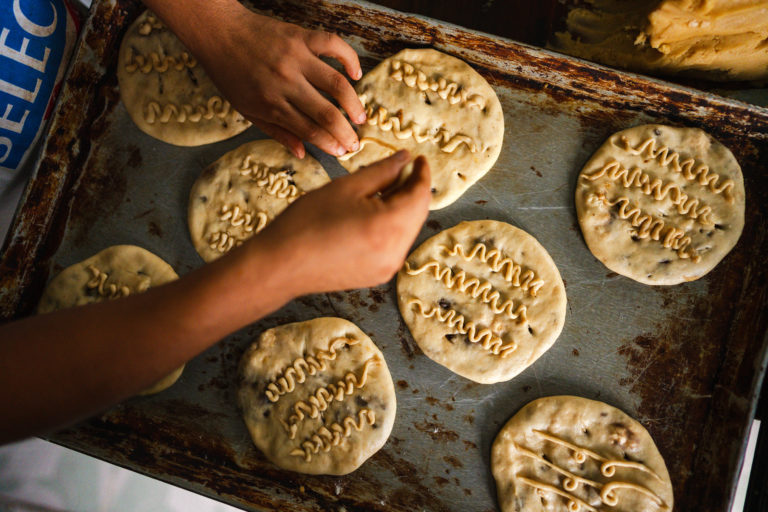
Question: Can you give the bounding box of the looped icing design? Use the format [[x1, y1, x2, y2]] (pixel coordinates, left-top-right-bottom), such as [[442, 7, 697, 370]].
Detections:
[[145, 97, 233, 124], [441, 243, 544, 296], [281, 358, 380, 439], [124, 49, 197, 74], [138, 13, 164, 35], [514, 429, 668, 511], [389, 60, 486, 109], [404, 261, 527, 322], [619, 136, 735, 202], [239, 157, 300, 200], [408, 298, 516, 357], [289, 409, 376, 462], [86, 265, 132, 299], [265, 337, 360, 402], [584, 159, 714, 225], [588, 193, 700, 262]]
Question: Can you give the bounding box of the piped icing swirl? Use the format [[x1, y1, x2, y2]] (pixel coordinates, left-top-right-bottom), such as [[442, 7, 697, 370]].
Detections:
[[289, 409, 376, 462], [620, 136, 735, 201], [404, 261, 527, 322], [408, 298, 516, 357], [389, 60, 486, 109]]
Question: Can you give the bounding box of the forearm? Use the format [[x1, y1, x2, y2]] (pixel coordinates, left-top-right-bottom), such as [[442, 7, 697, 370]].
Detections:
[[141, 0, 259, 63], [0, 238, 297, 444]]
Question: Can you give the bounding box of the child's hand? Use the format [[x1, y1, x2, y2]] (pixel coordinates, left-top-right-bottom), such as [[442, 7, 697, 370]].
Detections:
[[190, 4, 365, 159], [255, 151, 431, 295]]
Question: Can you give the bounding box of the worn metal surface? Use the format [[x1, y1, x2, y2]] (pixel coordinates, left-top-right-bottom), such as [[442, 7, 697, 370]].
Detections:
[[1, 0, 767, 510]]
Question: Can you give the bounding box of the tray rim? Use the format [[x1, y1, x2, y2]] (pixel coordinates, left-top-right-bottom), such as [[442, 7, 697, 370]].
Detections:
[[0, 0, 766, 510]]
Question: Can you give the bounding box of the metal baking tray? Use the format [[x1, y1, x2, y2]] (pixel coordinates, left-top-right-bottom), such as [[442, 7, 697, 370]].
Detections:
[[1, 0, 767, 510]]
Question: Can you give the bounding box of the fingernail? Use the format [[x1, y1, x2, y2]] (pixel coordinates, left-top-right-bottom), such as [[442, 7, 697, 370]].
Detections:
[[394, 149, 409, 159], [354, 69, 362, 80], [356, 113, 366, 124], [351, 139, 360, 151], [335, 145, 346, 156]]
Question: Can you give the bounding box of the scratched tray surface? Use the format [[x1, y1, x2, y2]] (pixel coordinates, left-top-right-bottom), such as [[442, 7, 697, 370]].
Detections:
[[3, 0, 767, 511]]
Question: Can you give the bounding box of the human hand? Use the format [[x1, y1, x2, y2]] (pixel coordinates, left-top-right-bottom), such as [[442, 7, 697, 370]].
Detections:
[[254, 151, 431, 295], [189, 3, 365, 159]]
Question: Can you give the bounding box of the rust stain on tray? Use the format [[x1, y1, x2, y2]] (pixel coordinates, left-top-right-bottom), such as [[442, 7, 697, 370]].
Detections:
[[3, 1, 768, 511]]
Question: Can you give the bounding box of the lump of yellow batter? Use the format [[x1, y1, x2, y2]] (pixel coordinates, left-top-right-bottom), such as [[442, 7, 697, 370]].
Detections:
[[551, 0, 768, 82]]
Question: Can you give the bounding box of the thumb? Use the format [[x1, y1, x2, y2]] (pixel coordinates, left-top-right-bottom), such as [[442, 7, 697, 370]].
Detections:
[[343, 150, 412, 196]]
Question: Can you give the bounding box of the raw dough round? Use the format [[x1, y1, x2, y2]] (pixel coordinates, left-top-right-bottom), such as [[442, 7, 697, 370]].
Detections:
[[397, 220, 566, 384], [339, 48, 504, 210], [575, 124, 745, 285], [37, 245, 184, 395], [492, 395, 674, 512], [238, 317, 396, 475], [117, 10, 251, 146], [188, 139, 330, 262]]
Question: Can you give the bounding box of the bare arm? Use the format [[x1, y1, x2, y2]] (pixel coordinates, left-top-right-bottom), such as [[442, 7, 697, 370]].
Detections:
[[142, 0, 365, 158], [0, 152, 430, 444]]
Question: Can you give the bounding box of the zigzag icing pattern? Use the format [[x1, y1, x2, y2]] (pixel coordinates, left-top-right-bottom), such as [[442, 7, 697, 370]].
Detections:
[[281, 358, 379, 439], [514, 430, 668, 510], [404, 261, 527, 322], [588, 193, 700, 262], [584, 159, 714, 225], [208, 204, 268, 254], [354, 93, 482, 155], [124, 49, 197, 73], [265, 337, 360, 402], [138, 13, 164, 35], [86, 265, 131, 299], [389, 60, 486, 109], [290, 409, 376, 462], [408, 298, 516, 357], [620, 136, 735, 202], [144, 97, 232, 124], [219, 204, 268, 233], [441, 243, 544, 296], [208, 231, 245, 253], [239, 157, 300, 200]]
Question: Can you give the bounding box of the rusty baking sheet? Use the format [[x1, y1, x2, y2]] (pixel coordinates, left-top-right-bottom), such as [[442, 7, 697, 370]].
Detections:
[[1, 0, 767, 511]]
